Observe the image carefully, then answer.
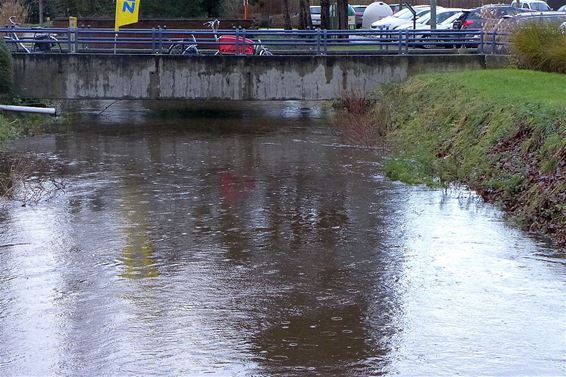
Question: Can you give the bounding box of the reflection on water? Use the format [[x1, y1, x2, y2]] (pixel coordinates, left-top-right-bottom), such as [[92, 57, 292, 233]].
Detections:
[[0, 101, 564, 376]]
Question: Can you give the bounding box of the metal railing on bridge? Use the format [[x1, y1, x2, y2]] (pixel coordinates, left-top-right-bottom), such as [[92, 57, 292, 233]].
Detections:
[[1, 26, 510, 56]]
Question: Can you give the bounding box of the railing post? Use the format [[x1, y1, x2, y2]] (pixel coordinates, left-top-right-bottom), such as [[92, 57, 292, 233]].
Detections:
[[235, 27, 240, 55], [479, 30, 484, 54], [67, 28, 72, 53], [151, 27, 156, 54], [323, 29, 328, 55], [242, 27, 247, 55], [158, 26, 163, 54], [398, 29, 402, 54], [492, 30, 496, 55], [316, 28, 321, 56]]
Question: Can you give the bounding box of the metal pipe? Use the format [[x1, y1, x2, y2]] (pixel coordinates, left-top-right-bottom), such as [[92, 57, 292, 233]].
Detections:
[[39, 0, 44, 26], [0, 105, 56, 115], [430, 0, 437, 30]]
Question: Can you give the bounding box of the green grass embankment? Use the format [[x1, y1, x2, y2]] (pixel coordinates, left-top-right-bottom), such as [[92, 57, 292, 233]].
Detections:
[[382, 69, 566, 244], [0, 38, 51, 145]]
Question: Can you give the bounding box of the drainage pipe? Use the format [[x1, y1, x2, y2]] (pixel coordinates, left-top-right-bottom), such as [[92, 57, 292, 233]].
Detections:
[[0, 105, 57, 115]]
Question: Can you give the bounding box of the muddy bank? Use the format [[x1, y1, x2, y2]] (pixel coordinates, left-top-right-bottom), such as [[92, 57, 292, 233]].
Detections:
[[379, 69, 566, 246]]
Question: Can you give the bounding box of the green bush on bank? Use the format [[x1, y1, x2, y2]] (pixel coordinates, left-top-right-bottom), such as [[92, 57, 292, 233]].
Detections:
[[511, 22, 566, 74], [0, 38, 13, 96], [382, 69, 566, 244]]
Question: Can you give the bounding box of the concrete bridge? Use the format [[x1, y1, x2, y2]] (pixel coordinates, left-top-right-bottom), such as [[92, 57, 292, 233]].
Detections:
[[12, 54, 506, 101]]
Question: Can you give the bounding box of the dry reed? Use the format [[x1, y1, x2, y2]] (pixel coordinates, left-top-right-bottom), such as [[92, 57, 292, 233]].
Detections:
[[335, 90, 391, 147], [0, 0, 29, 26], [0, 152, 65, 206]]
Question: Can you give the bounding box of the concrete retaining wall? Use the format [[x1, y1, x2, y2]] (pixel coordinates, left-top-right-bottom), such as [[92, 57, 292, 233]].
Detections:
[[13, 54, 491, 100]]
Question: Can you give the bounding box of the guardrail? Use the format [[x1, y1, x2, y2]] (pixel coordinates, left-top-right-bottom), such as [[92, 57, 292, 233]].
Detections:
[[0, 27, 509, 56]]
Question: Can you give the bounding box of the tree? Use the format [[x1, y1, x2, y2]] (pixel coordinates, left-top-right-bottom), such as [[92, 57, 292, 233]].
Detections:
[[298, 0, 312, 30], [320, 0, 330, 29], [337, 0, 348, 29], [282, 0, 291, 30]]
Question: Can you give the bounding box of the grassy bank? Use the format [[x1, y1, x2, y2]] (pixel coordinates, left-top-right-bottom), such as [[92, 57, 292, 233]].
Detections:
[[382, 69, 566, 245]]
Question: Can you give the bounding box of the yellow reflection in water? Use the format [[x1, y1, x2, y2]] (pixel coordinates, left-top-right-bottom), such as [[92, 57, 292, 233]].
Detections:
[[120, 231, 160, 279], [119, 181, 160, 279]]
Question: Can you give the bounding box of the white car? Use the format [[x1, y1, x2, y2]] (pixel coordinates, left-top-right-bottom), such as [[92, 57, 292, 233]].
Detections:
[[396, 11, 465, 48], [395, 9, 464, 30], [371, 6, 434, 30], [310, 6, 321, 27], [510, 0, 552, 11]]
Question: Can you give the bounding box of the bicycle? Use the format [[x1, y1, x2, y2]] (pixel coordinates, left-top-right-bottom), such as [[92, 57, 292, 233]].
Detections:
[[3, 16, 62, 53], [204, 19, 273, 56], [167, 34, 199, 55]]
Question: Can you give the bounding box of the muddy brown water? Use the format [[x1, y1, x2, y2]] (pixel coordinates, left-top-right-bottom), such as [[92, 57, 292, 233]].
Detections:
[[0, 101, 564, 376]]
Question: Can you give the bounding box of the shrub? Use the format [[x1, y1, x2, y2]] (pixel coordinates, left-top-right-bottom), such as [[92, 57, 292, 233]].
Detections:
[[511, 22, 566, 74], [0, 38, 13, 95]]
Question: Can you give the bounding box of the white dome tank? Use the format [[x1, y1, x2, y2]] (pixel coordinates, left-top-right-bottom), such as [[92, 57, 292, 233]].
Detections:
[[362, 1, 393, 29]]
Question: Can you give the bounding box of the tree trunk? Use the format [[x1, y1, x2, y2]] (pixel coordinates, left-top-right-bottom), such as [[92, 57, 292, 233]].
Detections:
[[282, 0, 292, 30], [337, 0, 349, 30], [299, 0, 312, 30], [320, 0, 330, 29]]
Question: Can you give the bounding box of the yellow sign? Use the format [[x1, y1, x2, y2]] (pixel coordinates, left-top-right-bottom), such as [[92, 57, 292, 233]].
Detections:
[[115, 0, 140, 32]]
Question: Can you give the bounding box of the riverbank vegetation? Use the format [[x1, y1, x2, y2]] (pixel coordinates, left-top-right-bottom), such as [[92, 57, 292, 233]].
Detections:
[[511, 22, 566, 74], [379, 69, 565, 245]]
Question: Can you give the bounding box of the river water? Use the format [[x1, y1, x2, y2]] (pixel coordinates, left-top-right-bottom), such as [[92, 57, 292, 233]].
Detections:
[[0, 101, 564, 376]]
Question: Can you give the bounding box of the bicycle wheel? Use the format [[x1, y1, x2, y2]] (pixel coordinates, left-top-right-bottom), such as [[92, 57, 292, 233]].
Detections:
[[49, 36, 63, 53], [168, 43, 184, 55], [182, 45, 199, 55]]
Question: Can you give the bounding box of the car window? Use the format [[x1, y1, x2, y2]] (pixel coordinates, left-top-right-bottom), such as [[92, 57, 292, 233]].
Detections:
[[522, 3, 530, 8], [310, 6, 321, 14], [530, 2, 551, 11], [481, 6, 517, 19], [438, 11, 457, 23], [441, 12, 463, 25], [396, 9, 414, 19]]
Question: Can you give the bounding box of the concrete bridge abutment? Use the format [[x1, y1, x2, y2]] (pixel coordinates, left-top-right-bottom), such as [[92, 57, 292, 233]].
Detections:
[[12, 54, 497, 101]]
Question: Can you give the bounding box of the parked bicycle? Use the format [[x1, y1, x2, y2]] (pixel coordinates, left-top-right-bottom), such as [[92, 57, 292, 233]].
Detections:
[[167, 34, 199, 55], [204, 19, 273, 56], [3, 16, 62, 53]]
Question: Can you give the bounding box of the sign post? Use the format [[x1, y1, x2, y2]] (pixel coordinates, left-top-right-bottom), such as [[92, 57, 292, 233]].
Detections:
[[39, 0, 44, 25], [69, 16, 77, 53]]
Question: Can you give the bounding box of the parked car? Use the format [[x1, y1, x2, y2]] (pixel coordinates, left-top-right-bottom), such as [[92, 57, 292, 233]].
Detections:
[[352, 5, 368, 28], [396, 10, 465, 48], [510, 0, 552, 11], [371, 5, 433, 29], [452, 5, 521, 31], [558, 5, 566, 11], [310, 6, 321, 27], [395, 8, 464, 30]]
